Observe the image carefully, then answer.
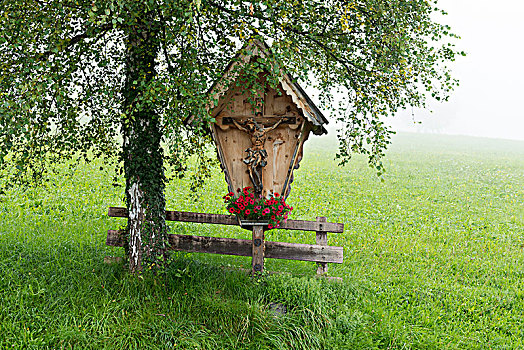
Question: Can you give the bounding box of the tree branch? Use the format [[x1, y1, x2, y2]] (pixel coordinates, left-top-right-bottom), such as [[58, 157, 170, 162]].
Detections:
[[38, 23, 113, 61], [206, 1, 369, 74], [157, 10, 177, 75]]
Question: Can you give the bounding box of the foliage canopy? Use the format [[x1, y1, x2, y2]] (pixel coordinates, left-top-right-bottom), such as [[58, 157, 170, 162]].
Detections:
[[0, 0, 463, 183]]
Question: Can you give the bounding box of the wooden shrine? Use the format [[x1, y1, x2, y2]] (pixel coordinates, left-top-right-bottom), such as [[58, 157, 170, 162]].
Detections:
[[106, 40, 343, 276], [208, 40, 328, 199]]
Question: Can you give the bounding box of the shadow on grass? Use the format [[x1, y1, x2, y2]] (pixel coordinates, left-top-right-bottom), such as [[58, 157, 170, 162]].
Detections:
[[0, 239, 379, 349]]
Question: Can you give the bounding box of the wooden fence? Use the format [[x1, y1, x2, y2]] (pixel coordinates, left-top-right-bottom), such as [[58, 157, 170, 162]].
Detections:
[[106, 207, 344, 275]]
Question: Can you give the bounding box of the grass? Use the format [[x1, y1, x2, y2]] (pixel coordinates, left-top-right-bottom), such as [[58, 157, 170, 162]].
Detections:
[[0, 132, 523, 349]]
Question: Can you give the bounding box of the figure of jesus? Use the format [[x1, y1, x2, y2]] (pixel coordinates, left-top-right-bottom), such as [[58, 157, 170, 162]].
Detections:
[[231, 117, 289, 195]]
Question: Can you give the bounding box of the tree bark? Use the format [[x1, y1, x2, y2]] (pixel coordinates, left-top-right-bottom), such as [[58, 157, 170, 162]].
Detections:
[[121, 9, 166, 273]]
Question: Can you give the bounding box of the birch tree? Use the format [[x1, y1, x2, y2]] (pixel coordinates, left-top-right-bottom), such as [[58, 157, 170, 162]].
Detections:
[[0, 0, 463, 272]]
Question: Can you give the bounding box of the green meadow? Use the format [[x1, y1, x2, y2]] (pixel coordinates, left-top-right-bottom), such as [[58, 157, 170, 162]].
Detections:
[[0, 133, 523, 349]]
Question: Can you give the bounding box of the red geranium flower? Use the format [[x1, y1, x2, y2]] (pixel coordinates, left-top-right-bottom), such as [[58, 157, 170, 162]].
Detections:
[[224, 186, 292, 229]]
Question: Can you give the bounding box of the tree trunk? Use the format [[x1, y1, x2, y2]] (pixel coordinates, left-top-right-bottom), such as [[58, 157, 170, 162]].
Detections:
[[122, 10, 166, 273]]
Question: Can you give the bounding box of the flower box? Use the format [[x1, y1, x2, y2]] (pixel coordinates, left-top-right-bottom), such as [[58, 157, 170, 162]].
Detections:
[[237, 218, 270, 230], [224, 187, 292, 230]]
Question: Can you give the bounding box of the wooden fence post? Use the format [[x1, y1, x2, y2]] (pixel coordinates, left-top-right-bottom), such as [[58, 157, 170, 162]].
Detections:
[[316, 216, 328, 275], [252, 225, 265, 274]]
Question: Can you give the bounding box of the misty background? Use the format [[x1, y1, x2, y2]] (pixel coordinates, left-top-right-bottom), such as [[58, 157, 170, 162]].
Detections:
[[386, 0, 524, 141]]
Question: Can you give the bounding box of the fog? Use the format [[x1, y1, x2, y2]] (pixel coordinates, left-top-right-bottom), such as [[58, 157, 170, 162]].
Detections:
[[387, 0, 524, 141]]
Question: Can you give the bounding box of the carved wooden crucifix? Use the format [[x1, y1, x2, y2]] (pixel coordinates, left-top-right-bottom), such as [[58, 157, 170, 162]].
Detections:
[[228, 116, 293, 195]]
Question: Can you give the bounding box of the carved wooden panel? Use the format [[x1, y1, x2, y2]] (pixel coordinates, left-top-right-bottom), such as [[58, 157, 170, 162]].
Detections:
[[211, 76, 311, 198]]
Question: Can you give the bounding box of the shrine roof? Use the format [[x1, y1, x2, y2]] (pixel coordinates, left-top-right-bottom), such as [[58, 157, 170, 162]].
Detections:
[[208, 39, 328, 135]]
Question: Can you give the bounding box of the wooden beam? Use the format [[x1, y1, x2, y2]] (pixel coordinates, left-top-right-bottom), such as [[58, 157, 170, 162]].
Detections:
[[108, 207, 344, 233], [166, 210, 239, 226], [265, 240, 343, 263], [279, 217, 343, 233], [316, 217, 328, 275], [252, 225, 265, 274], [222, 116, 296, 126], [106, 230, 343, 264], [106, 229, 125, 247], [170, 233, 251, 257]]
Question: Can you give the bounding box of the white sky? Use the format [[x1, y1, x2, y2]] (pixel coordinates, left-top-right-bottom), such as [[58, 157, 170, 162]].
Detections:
[[387, 0, 524, 141]]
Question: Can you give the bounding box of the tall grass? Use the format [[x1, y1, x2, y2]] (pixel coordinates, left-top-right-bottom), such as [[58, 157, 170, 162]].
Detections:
[[0, 133, 523, 349]]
